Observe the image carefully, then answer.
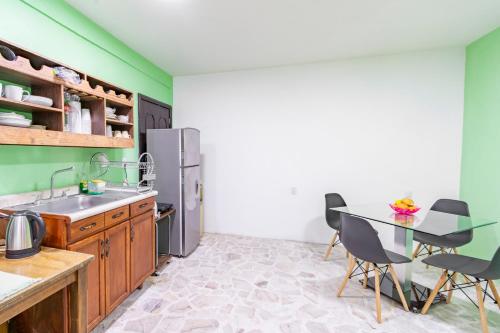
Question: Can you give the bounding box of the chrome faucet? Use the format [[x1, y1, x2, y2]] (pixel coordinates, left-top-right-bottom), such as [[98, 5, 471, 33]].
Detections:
[[50, 166, 75, 199]]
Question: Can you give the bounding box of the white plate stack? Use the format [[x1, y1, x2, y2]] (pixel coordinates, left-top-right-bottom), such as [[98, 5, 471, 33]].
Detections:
[[22, 95, 53, 107], [105, 107, 117, 119], [0, 112, 32, 128]]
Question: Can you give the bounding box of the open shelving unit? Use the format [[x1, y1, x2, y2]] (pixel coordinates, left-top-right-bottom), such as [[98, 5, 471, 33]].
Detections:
[[0, 38, 134, 148]]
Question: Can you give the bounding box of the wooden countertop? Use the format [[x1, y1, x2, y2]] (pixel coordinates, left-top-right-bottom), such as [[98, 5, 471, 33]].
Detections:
[[0, 247, 93, 323]]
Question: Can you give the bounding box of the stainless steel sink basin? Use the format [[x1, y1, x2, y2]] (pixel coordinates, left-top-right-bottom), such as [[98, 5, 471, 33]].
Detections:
[[9, 191, 140, 215]]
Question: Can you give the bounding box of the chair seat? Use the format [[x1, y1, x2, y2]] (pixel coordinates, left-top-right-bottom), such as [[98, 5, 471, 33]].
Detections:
[[383, 249, 412, 264], [422, 253, 492, 279], [413, 231, 470, 249]]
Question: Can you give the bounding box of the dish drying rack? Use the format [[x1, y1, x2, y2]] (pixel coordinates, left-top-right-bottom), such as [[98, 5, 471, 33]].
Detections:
[[90, 152, 155, 193]]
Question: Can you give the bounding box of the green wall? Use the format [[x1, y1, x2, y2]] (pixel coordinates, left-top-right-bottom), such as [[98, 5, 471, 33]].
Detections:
[[460, 27, 500, 259], [0, 0, 172, 196]]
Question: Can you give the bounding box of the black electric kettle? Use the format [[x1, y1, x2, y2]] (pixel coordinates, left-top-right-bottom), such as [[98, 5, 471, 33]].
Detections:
[[3, 210, 46, 259]]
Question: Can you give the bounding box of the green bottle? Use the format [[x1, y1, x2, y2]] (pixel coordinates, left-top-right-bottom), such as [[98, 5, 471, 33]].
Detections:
[[79, 173, 88, 194]]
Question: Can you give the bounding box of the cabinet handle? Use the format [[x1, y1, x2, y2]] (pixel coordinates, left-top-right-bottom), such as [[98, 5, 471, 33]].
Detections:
[[131, 225, 135, 241], [105, 238, 110, 257], [100, 239, 105, 259], [139, 203, 149, 209], [80, 222, 96, 231], [112, 211, 124, 219]]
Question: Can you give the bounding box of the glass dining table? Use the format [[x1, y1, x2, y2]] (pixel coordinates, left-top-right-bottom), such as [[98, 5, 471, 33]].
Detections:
[[330, 203, 497, 311]]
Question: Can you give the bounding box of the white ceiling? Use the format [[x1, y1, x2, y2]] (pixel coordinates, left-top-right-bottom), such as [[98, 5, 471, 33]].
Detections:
[[67, 0, 500, 76]]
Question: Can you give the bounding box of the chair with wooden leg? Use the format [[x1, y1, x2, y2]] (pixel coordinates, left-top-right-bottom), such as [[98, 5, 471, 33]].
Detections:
[[336, 214, 411, 323], [421, 247, 500, 333], [413, 199, 472, 262], [323, 193, 347, 260]]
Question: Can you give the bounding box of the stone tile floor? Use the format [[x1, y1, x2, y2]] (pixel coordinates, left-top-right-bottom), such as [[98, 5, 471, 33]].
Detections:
[[92, 233, 500, 333]]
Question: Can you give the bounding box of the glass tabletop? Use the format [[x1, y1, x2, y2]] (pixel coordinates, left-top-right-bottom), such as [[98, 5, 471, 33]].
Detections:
[[331, 204, 497, 236]]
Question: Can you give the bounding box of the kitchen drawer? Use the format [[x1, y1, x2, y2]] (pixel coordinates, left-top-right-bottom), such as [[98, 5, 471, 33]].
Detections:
[[70, 214, 105, 242], [105, 205, 130, 227], [130, 197, 154, 217]]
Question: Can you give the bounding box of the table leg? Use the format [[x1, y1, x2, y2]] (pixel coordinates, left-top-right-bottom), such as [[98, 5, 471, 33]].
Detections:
[[393, 227, 413, 292], [69, 266, 88, 333], [364, 226, 445, 311]]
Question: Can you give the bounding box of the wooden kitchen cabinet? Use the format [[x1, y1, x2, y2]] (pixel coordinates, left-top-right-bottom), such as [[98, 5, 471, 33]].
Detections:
[[130, 210, 155, 290], [67, 233, 106, 331], [1, 196, 156, 331], [104, 221, 131, 314], [130, 197, 155, 217]]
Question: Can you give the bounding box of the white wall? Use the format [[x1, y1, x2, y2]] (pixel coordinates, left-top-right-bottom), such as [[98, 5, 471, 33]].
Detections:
[[174, 48, 465, 245]]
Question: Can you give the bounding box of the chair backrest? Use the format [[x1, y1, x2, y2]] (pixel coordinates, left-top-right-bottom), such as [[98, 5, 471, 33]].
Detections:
[[340, 214, 390, 264], [325, 193, 347, 230], [431, 199, 470, 217], [482, 247, 500, 280], [431, 198, 472, 243]]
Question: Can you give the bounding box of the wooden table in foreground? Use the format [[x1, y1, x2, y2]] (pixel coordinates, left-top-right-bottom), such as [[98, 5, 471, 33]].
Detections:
[[0, 247, 93, 333]]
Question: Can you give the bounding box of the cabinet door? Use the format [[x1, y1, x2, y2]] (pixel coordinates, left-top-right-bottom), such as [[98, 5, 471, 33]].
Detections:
[[104, 221, 130, 314], [67, 232, 105, 331], [130, 211, 155, 290]]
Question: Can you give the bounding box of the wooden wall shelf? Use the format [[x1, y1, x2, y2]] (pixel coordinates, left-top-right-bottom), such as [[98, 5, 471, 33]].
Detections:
[[0, 96, 63, 113], [0, 38, 134, 148], [105, 119, 133, 126], [0, 126, 134, 148]]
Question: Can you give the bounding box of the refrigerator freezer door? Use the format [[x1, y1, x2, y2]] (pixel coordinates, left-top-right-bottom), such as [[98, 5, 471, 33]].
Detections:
[[182, 165, 201, 255], [182, 128, 200, 167]]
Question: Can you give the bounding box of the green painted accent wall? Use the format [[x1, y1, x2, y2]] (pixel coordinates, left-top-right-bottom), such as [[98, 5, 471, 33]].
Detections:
[[0, 0, 172, 196], [460, 27, 500, 259]]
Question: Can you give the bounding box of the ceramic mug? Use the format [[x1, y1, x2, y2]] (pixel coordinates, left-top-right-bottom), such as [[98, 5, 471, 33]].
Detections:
[[121, 130, 130, 138], [4, 85, 29, 101], [106, 125, 112, 137], [113, 130, 122, 138]]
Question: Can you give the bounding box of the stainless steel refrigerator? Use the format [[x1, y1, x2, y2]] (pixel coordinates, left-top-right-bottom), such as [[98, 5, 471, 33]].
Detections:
[[147, 128, 201, 256]]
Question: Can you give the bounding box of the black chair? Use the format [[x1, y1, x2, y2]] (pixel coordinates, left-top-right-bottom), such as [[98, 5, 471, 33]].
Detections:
[[412, 199, 472, 261], [323, 193, 347, 260], [337, 214, 410, 323], [421, 247, 500, 333]]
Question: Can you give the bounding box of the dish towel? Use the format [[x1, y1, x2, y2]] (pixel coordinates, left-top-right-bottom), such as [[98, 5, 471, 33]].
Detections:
[[0, 270, 41, 301]]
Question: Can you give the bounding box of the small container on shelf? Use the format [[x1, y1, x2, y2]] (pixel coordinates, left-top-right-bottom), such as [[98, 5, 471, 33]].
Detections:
[[63, 92, 71, 132], [106, 125, 112, 137], [81, 108, 92, 134], [67, 94, 82, 133]]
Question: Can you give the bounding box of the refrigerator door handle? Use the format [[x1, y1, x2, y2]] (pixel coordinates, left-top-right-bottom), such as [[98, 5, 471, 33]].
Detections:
[[195, 180, 200, 199]]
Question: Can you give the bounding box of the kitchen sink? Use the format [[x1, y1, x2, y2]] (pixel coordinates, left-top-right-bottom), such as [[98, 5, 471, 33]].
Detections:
[[9, 191, 139, 215]]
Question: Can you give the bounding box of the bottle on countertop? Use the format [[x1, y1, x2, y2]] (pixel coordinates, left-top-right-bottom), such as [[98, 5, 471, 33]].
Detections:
[[79, 172, 88, 194]]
